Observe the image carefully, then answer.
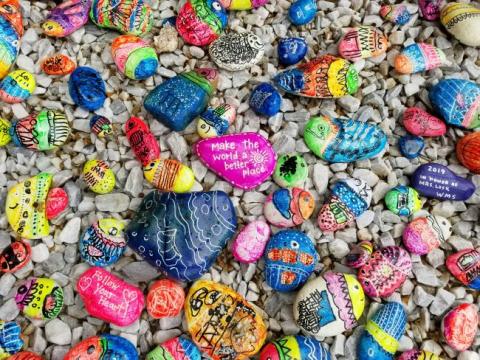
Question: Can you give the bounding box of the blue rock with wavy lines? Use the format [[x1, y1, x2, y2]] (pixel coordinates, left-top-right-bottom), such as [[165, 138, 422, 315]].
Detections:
[[0, 321, 23, 357], [68, 66, 106, 111]]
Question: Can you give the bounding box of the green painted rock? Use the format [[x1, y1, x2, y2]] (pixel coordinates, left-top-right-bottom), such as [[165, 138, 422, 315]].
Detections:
[[385, 185, 422, 216], [273, 153, 308, 187]]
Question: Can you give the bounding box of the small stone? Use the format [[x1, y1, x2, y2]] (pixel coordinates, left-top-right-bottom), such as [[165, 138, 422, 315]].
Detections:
[[45, 319, 71, 346], [429, 288, 455, 316], [95, 193, 130, 212], [338, 95, 361, 113], [419, 0, 444, 20], [154, 26, 178, 53], [31, 243, 49, 263], [58, 217, 81, 244], [413, 286, 434, 307], [125, 116, 160, 166]]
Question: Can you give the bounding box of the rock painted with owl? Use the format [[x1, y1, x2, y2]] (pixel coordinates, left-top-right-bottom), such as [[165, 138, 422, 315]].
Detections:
[[146, 337, 201, 360], [338, 26, 388, 61], [64, 334, 138, 360], [264, 188, 314, 228], [125, 116, 160, 166], [273, 153, 308, 188], [0, 0, 23, 80], [0, 70, 35, 103], [260, 335, 331, 360], [442, 303, 478, 352], [15, 277, 64, 320], [232, 220, 270, 263], [402, 215, 452, 255], [0, 321, 23, 358], [0, 240, 31, 273], [42, 0, 91, 37], [446, 249, 480, 290], [146, 279, 185, 319], [82, 160, 116, 194], [197, 103, 236, 139]]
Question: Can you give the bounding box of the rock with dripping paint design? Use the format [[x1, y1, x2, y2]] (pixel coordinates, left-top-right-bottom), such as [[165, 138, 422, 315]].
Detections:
[[260, 335, 331, 360], [232, 220, 270, 263], [402, 215, 451, 255], [64, 334, 138, 360], [338, 26, 388, 61], [264, 188, 314, 228]]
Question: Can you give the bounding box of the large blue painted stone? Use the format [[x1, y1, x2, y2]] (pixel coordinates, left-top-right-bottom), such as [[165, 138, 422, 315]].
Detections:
[[68, 66, 106, 111], [399, 135, 424, 159], [125, 191, 237, 281], [249, 83, 282, 117], [0, 321, 23, 356], [278, 37, 308, 66], [288, 0, 317, 25]]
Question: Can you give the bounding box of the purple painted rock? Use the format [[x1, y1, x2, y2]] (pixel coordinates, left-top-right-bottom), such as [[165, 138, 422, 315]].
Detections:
[[402, 107, 446, 137], [232, 220, 270, 263], [402, 215, 451, 255], [42, 0, 92, 37], [419, 0, 445, 20], [346, 241, 373, 269], [398, 350, 443, 360], [411, 163, 476, 201], [264, 188, 315, 228], [442, 303, 479, 352], [194, 133, 277, 190], [446, 249, 480, 290]]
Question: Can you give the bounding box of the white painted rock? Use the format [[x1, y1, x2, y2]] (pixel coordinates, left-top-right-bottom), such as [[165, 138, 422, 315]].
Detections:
[[441, 3, 480, 47]]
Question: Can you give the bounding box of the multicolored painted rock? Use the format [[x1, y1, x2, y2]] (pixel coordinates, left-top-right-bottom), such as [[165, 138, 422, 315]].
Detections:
[[273, 153, 308, 188], [64, 334, 138, 360], [68, 66, 106, 111], [318, 178, 372, 232], [9, 352, 43, 360], [384, 186, 421, 216], [278, 37, 308, 66], [15, 277, 64, 320], [143, 159, 195, 193], [442, 303, 479, 352], [249, 83, 282, 117], [0, 0, 23, 80], [358, 246, 412, 298], [176, 0, 227, 46], [398, 350, 443, 360], [260, 335, 331, 360], [111, 35, 158, 80], [346, 241, 373, 269], [147, 337, 201, 360], [399, 135, 425, 159], [144, 68, 218, 131], [395, 43, 448, 74], [338, 27, 388, 61], [90, 115, 113, 138], [77, 267, 144, 326], [293, 271, 365, 337], [232, 220, 270, 263], [197, 103, 236, 139], [195, 132, 277, 190], [219, 0, 268, 10], [45, 187, 68, 219], [146, 279, 185, 319], [403, 215, 451, 255], [419, 0, 445, 20], [126, 191, 237, 281], [402, 107, 446, 137], [0, 70, 35, 103], [441, 3, 480, 47], [42, 0, 91, 37], [0, 240, 31, 273], [446, 249, 480, 290], [264, 188, 314, 228], [274, 55, 359, 98], [0, 321, 23, 358], [379, 4, 411, 25], [82, 160, 116, 194], [41, 54, 76, 76], [457, 131, 480, 174], [304, 116, 387, 163], [185, 280, 267, 360], [288, 0, 317, 26], [358, 302, 407, 360], [125, 116, 160, 166], [429, 79, 480, 130]]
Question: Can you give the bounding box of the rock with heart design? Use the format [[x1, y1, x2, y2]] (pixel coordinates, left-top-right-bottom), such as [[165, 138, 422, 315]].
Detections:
[[196, 103, 236, 139], [402, 215, 451, 255], [15, 277, 64, 320], [77, 267, 144, 326], [264, 188, 314, 228], [395, 43, 448, 74], [260, 335, 331, 360], [399, 135, 425, 159], [232, 220, 270, 263], [346, 241, 373, 269], [338, 27, 388, 61], [68, 66, 106, 111], [419, 0, 445, 20], [64, 334, 138, 360], [442, 303, 479, 352], [278, 37, 308, 66], [457, 131, 480, 174], [0, 70, 35, 103], [0, 240, 31, 273], [441, 3, 480, 47], [0, 0, 23, 80], [41, 54, 76, 76], [398, 350, 443, 360], [380, 4, 411, 25], [82, 160, 116, 194], [125, 116, 160, 166], [111, 35, 158, 80], [384, 186, 422, 216], [0, 321, 23, 357], [42, 0, 91, 37], [446, 249, 480, 290], [402, 107, 446, 137], [146, 337, 201, 360], [146, 279, 185, 319], [143, 159, 195, 193], [273, 153, 308, 188]]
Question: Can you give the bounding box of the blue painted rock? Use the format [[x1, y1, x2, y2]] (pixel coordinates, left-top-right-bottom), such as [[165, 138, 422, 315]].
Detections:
[[125, 191, 237, 281], [197, 103, 236, 138], [147, 337, 201, 360], [440, 3, 480, 47], [442, 303, 479, 352], [264, 229, 318, 292], [403, 215, 451, 255], [144, 68, 218, 131], [446, 249, 480, 290], [90, 115, 113, 138], [358, 302, 407, 360], [304, 116, 387, 163], [379, 4, 411, 25], [398, 350, 443, 360], [64, 334, 138, 360], [338, 27, 388, 62], [264, 188, 315, 228], [288, 0, 317, 26], [68, 66, 106, 111], [0, 0, 23, 80], [249, 83, 282, 117], [346, 241, 373, 269], [42, 0, 91, 37], [384, 186, 422, 216], [0, 321, 23, 357], [111, 35, 158, 80], [260, 335, 331, 360], [411, 163, 476, 201], [395, 43, 448, 74], [278, 37, 308, 66], [429, 79, 480, 130], [0, 70, 35, 103], [402, 107, 446, 137], [399, 135, 424, 159]]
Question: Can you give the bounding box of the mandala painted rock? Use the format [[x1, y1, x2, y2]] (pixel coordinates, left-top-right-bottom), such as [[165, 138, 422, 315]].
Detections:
[[260, 335, 331, 360], [274, 55, 359, 98], [209, 32, 264, 71], [68, 66, 106, 111], [446, 249, 480, 290], [42, 0, 91, 37], [440, 2, 480, 47], [0, 321, 23, 357], [249, 82, 282, 117], [0, 70, 35, 103], [384, 186, 421, 216], [380, 4, 410, 25], [219, 0, 268, 10], [176, 0, 227, 46], [293, 271, 365, 337], [0, 240, 31, 273], [399, 135, 424, 159], [90, 115, 113, 138], [346, 241, 373, 269], [264, 230, 318, 292], [419, 0, 445, 20], [143, 159, 195, 193], [64, 334, 138, 360], [146, 279, 185, 319], [41, 54, 76, 76], [403, 215, 451, 255], [126, 191, 237, 281], [358, 246, 412, 298], [232, 220, 270, 263], [398, 350, 443, 360], [273, 153, 308, 188], [442, 303, 479, 352], [82, 160, 116, 194], [147, 337, 201, 360], [304, 116, 387, 163], [45, 187, 68, 220], [278, 37, 308, 66], [9, 352, 43, 360], [125, 116, 160, 166], [185, 280, 267, 360], [197, 103, 236, 139], [338, 27, 388, 61], [429, 79, 480, 130], [112, 35, 158, 80], [395, 43, 448, 74], [288, 0, 317, 26], [264, 188, 314, 228], [195, 133, 276, 190], [77, 267, 144, 326], [144, 68, 218, 131], [318, 178, 372, 232], [411, 163, 476, 201], [15, 277, 64, 320], [357, 302, 407, 360], [0, 0, 23, 80], [402, 107, 446, 137], [457, 131, 480, 173]]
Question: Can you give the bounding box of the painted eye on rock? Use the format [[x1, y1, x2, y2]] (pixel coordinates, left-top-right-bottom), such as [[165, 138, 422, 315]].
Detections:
[[291, 241, 299, 249], [87, 345, 96, 354], [212, 1, 222, 10]]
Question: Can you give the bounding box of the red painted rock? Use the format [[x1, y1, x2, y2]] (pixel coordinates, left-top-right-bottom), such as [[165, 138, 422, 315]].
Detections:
[[232, 220, 270, 263], [402, 215, 451, 255], [403, 107, 446, 137], [147, 279, 185, 319], [0, 240, 31, 273], [457, 132, 480, 174], [45, 188, 69, 220], [41, 54, 76, 76], [125, 116, 160, 166], [442, 303, 479, 351], [9, 352, 44, 360], [446, 249, 480, 290]]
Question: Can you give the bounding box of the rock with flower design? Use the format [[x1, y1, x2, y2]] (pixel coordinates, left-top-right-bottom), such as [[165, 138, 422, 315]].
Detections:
[[442, 303, 479, 351], [380, 4, 411, 25], [440, 3, 480, 47], [338, 27, 388, 61], [395, 43, 449, 74], [232, 220, 270, 263], [446, 249, 480, 290], [42, 0, 91, 37], [402, 215, 451, 255], [264, 188, 314, 228], [0, 70, 35, 103]]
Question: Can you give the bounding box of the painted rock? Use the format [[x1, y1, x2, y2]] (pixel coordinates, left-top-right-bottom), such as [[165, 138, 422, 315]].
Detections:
[[399, 135, 424, 159], [185, 280, 267, 360], [441, 3, 480, 47], [403, 107, 446, 137], [77, 267, 144, 326], [144, 68, 218, 131], [209, 32, 264, 71], [176, 0, 227, 46], [0, 321, 23, 357], [264, 229, 317, 292], [318, 178, 372, 232], [260, 335, 331, 360], [446, 249, 480, 290], [264, 188, 314, 228], [45, 187, 69, 219], [0, 117, 11, 146], [126, 191, 237, 281], [357, 302, 407, 360], [398, 350, 443, 360], [232, 220, 270, 263], [403, 215, 451, 255], [358, 246, 412, 298], [278, 37, 308, 66], [249, 82, 282, 117], [147, 337, 201, 360], [293, 271, 365, 337], [219, 0, 268, 10], [90, 0, 153, 36], [288, 0, 317, 26], [429, 79, 480, 130], [379, 4, 411, 25], [64, 334, 138, 360], [457, 131, 480, 173], [442, 303, 479, 352], [112, 35, 158, 80], [304, 116, 387, 163], [395, 43, 448, 74], [346, 241, 373, 269], [274, 55, 359, 98], [125, 116, 160, 166], [90, 115, 113, 138], [338, 27, 388, 61], [82, 160, 116, 194], [0, 240, 31, 273], [411, 163, 476, 201], [9, 352, 43, 360], [194, 133, 276, 190], [15, 277, 64, 320], [419, 0, 445, 21], [273, 153, 308, 188], [68, 66, 106, 111], [197, 103, 236, 139], [0, 70, 35, 103], [79, 218, 126, 267], [384, 186, 421, 216], [41, 54, 76, 76], [42, 0, 91, 37], [0, 0, 23, 80], [147, 279, 184, 319], [144, 159, 195, 193]]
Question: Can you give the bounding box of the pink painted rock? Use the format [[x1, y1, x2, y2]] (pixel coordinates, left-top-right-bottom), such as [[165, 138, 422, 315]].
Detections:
[[232, 220, 270, 263], [46, 188, 69, 220], [194, 133, 277, 190], [76, 267, 144, 326], [403, 107, 447, 137], [446, 249, 480, 290], [419, 0, 445, 21], [442, 303, 479, 351], [402, 215, 451, 255], [346, 241, 373, 269]]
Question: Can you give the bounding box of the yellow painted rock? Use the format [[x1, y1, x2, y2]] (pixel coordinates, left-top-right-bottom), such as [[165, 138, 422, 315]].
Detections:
[[143, 159, 194, 193], [83, 160, 116, 194], [15, 277, 64, 320], [0, 118, 11, 146], [0, 70, 35, 103], [441, 3, 480, 47]]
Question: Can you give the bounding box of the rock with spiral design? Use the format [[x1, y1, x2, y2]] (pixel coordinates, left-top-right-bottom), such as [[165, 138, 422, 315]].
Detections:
[[0, 0, 23, 80]]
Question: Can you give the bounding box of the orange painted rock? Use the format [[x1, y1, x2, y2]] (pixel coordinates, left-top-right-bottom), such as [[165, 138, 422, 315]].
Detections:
[[457, 131, 480, 174], [41, 54, 76, 75], [147, 279, 185, 319]]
